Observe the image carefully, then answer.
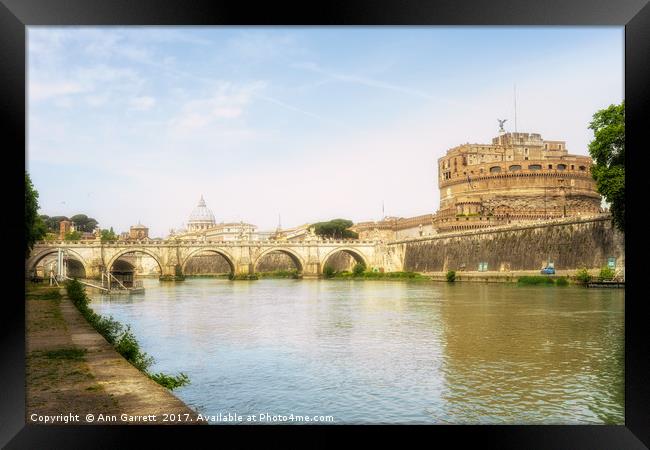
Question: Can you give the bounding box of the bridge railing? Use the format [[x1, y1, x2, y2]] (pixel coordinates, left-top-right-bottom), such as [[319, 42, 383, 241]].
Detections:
[[33, 238, 383, 246]]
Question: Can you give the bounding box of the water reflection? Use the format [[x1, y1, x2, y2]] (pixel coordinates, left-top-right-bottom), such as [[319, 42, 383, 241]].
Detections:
[[92, 279, 623, 424]]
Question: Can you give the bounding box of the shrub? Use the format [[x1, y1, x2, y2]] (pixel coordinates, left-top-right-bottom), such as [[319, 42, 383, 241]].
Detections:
[[149, 372, 190, 390], [65, 280, 189, 390], [518, 276, 554, 285], [575, 268, 592, 284], [599, 266, 615, 280], [446, 270, 456, 282], [93, 315, 124, 345], [555, 277, 569, 286], [323, 265, 335, 279], [228, 273, 258, 280], [114, 326, 154, 372], [352, 263, 366, 276]]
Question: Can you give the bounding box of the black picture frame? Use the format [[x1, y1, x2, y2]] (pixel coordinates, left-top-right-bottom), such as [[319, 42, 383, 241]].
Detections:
[[3, 0, 649, 447]]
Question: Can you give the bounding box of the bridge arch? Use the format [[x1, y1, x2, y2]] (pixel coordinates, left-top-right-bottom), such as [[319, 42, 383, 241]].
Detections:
[[181, 248, 237, 275], [320, 247, 369, 271], [106, 248, 164, 275], [27, 248, 89, 278], [253, 247, 305, 274]]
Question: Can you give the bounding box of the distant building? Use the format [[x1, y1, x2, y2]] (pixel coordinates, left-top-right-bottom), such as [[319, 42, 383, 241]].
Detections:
[[171, 196, 267, 241], [432, 131, 602, 233], [351, 214, 436, 241], [129, 223, 149, 240], [186, 196, 216, 232], [59, 220, 73, 239], [270, 223, 313, 242]]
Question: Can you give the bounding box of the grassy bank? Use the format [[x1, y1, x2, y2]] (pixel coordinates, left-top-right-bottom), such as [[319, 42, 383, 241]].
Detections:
[[65, 279, 189, 390], [256, 269, 302, 279], [517, 276, 569, 286], [184, 274, 230, 279], [327, 270, 428, 280], [26, 283, 123, 417]]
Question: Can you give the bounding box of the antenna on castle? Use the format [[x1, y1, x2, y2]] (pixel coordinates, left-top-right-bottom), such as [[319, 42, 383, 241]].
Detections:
[[513, 83, 518, 133], [382, 201, 385, 220]]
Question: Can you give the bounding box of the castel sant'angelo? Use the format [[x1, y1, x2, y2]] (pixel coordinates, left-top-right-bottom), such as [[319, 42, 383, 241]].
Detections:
[[432, 130, 602, 233], [353, 128, 603, 240]]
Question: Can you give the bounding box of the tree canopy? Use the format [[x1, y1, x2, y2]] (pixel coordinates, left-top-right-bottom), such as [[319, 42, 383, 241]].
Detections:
[[40, 215, 69, 233], [64, 230, 82, 241], [26, 172, 47, 257], [101, 227, 118, 242], [40, 213, 99, 233], [588, 101, 624, 233], [70, 214, 99, 232], [311, 219, 359, 239]]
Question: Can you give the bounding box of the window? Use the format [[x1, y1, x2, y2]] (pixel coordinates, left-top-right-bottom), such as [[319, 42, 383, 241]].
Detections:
[[557, 164, 566, 171], [489, 166, 501, 173], [579, 166, 586, 171], [571, 165, 575, 170], [509, 165, 522, 171], [548, 164, 553, 169], [528, 164, 542, 170]]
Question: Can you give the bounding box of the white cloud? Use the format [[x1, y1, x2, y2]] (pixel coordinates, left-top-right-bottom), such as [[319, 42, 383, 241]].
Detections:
[[30, 81, 87, 101], [168, 81, 266, 134], [129, 96, 156, 111]]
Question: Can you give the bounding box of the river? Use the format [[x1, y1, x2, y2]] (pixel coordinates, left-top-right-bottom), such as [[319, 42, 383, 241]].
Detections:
[[91, 278, 624, 425]]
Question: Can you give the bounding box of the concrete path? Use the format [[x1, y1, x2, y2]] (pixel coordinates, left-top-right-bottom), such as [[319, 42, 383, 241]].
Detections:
[[26, 286, 200, 425]]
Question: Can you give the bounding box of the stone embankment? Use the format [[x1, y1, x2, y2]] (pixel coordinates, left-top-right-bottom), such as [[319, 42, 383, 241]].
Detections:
[[26, 285, 200, 425], [400, 215, 624, 273]]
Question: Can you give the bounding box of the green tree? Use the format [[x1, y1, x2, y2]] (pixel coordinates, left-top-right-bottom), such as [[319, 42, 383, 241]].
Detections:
[[323, 265, 336, 279], [25, 172, 47, 257], [101, 227, 118, 242], [40, 215, 70, 233], [70, 214, 99, 232], [64, 230, 82, 241], [588, 101, 624, 232], [312, 219, 359, 239]]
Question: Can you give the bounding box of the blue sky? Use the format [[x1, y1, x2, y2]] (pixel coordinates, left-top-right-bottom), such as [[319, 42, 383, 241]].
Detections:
[[27, 27, 623, 237]]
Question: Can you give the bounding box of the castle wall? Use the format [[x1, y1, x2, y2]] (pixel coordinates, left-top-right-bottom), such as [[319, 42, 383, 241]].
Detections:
[[401, 216, 623, 272]]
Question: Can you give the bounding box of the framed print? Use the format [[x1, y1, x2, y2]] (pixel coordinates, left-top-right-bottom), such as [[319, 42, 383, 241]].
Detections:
[[4, 0, 649, 447]]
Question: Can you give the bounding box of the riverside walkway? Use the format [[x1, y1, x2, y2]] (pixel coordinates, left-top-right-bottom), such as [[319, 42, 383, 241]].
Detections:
[[26, 284, 199, 425]]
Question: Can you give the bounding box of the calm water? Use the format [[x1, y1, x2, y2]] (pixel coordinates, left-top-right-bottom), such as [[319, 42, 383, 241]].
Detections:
[[91, 278, 624, 424]]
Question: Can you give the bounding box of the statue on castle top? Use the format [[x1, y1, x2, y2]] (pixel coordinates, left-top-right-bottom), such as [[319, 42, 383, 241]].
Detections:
[[497, 119, 507, 133]]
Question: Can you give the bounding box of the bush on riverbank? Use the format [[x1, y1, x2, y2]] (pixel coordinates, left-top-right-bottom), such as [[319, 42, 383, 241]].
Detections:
[[555, 277, 569, 286], [149, 372, 191, 390], [575, 268, 592, 284], [64, 279, 190, 390], [328, 270, 427, 280], [599, 267, 615, 280], [184, 274, 230, 279], [228, 273, 259, 280], [352, 263, 366, 276], [518, 276, 558, 285], [257, 269, 301, 279], [323, 265, 335, 279], [446, 270, 456, 282]]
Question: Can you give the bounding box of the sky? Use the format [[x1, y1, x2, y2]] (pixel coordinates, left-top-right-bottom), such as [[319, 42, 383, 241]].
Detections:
[[27, 27, 623, 238]]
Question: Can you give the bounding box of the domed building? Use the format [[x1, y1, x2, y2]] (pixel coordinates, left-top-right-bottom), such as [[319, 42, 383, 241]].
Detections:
[[187, 196, 216, 232], [171, 196, 265, 242]]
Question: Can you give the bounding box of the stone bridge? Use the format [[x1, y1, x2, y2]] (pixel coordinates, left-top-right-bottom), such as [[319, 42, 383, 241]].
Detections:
[[27, 239, 405, 279]]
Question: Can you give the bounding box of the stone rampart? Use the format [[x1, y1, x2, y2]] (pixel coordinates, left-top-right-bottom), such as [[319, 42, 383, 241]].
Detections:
[[400, 215, 623, 272]]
